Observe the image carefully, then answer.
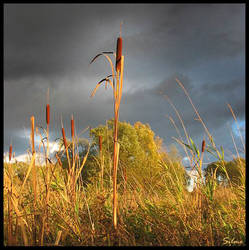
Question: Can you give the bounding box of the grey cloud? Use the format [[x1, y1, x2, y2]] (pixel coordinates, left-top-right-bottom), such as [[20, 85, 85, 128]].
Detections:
[[4, 4, 245, 160]]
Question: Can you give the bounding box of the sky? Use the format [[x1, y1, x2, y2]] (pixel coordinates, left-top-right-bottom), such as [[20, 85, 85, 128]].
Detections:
[[4, 3, 245, 167]]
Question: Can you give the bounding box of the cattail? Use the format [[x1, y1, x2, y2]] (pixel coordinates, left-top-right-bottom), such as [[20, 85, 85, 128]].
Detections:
[[99, 135, 102, 152], [9, 145, 12, 162], [46, 104, 50, 125], [13, 152, 15, 159], [71, 114, 75, 138], [62, 127, 67, 149], [201, 139, 206, 153], [31, 116, 35, 154], [115, 37, 122, 72]]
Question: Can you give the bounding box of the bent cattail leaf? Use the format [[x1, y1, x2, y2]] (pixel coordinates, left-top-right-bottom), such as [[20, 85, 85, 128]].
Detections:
[[30, 116, 35, 154], [201, 139, 206, 153], [56, 153, 62, 166], [9, 145, 12, 162], [46, 104, 50, 125], [115, 37, 122, 72], [62, 127, 67, 149], [71, 114, 75, 138]]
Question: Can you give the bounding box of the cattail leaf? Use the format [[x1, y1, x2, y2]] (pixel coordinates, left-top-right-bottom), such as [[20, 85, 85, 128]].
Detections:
[[220, 146, 225, 160], [90, 75, 114, 97], [89, 52, 114, 65], [189, 137, 199, 157], [206, 146, 217, 158]]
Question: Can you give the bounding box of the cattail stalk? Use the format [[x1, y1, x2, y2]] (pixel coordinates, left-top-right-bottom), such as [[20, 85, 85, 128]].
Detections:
[[62, 127, 67, 149], [56, 153, 62, 166], [112, 34, 124, 230], [199, 139, 205, 181], [99, 135, 104, 189], [30, 115, 37, 244], [43, 89, 50, 246], [90, 28, 124, 230], [61, 116, 71, 187], [71, 114, 75, 172]]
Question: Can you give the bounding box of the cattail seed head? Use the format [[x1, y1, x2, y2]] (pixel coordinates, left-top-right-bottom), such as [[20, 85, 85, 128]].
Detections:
[[9, 145, 12, 162], [30, 116, 35, 154], [62, 127, 67, 149], [46, 104, 50, 125], [201, 139, 206, 153], [99, 135, 102, 152], [115, 37, 122, 72], [71, 115, 75, 138]]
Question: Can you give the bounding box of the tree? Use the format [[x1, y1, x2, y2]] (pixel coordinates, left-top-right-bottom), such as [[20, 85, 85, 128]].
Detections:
[[204, 157, 245, 186], [90, 119, 187, 191]]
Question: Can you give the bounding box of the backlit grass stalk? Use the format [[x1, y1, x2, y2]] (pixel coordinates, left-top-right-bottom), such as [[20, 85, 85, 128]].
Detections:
[[30, 116, 38, 244], [61, 116, 71, 170], [90, 31, 124, 230], [227, 103, 245, 152], [71, 114, 76, 179], [99, 135, 104, 190], [42, 89, 50, 246], [70, 114, 77, 203]]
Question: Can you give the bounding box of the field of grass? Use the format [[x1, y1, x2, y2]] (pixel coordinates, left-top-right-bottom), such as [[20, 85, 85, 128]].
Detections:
[[3, 31, 245, 246], [3, 146, 245, 246]]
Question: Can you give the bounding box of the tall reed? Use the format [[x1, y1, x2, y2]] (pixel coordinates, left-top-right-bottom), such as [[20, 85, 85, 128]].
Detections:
[[30, 115, 37, 244], [90, 27, 124, 230]]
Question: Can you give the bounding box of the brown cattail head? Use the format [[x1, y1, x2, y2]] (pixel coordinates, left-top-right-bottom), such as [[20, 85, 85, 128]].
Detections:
[[30, 116, 35, 154], [115, 37, 122, 72], [9, 145, 12, 162], [46, 104, 50, 125], [62, 127, 67, 149], [99, 135, 102, 152], [71, 114, 75, 138], [201, 139, 206, 153]]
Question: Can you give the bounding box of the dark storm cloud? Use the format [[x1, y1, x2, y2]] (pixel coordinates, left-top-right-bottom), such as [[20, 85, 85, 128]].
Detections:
[[4, 4, 245, 159], [120, 71, 245, 159]]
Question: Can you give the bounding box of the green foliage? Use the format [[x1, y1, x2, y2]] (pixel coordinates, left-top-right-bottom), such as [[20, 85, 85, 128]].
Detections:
[[90, 119, 187, 192], [204, 157, 245, 186]]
